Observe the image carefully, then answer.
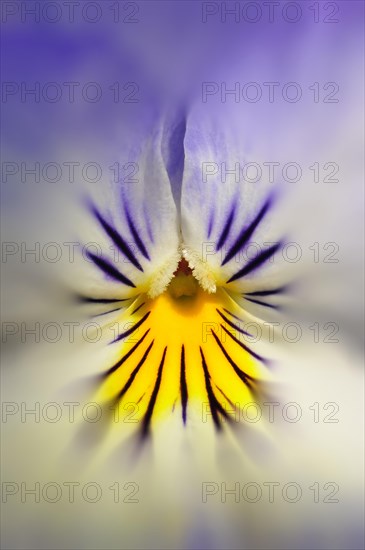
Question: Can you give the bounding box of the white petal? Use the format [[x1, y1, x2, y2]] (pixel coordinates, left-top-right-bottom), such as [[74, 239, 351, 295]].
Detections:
[[75, 125, 181, 299]]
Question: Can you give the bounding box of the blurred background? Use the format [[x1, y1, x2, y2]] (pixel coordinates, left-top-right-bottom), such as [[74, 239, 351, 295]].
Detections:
[[1, 1, 364, 549]]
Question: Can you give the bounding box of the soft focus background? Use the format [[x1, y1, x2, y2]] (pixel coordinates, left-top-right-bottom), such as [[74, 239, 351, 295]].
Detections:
[[1, 1, 364, 549]]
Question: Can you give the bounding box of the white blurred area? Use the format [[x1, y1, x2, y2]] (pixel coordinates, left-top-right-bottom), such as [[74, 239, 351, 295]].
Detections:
[[1, 2, 364, 549]]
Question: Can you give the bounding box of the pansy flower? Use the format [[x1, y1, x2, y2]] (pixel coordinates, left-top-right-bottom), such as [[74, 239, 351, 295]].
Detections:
[[2, 3, 363, 549], [77, 108, 288, 440]]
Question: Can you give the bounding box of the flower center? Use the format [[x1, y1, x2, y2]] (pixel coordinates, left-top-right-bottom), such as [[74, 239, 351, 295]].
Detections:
[[168, 259, 199, 299], [147, 245, 217, 299]]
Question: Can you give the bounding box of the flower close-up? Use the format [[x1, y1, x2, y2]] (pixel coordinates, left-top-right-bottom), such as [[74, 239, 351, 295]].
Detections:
[[1, 2, 364, 549], [79, 116, 285, 439]]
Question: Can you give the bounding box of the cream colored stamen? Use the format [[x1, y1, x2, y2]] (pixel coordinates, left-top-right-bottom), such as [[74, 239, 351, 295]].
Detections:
[[181, 245, 217, 294], [147, 244, 217, 299], [147, 252, 181, 299]]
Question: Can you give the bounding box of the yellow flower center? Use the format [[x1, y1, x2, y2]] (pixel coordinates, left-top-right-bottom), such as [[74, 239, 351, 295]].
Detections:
[[94, 257, 270, 438]]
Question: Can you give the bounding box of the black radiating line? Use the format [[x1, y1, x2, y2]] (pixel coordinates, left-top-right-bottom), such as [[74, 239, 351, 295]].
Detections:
[[227, 242, 282, 284], [92, 207, 144, 271], [244, 297, 280, 310], [245, 285, 288, 297], [216, 309, 251, 337], [136, 392, 146, 405], [104, 329, 150, 377], [222, 198, 271, 266], [207, 211, 215, 239], [125, 210, 150, 260], [200, 348, 230, 430], [222, 308, 244, 323], [117, 340, 154, 400], [141, 347, 167, 438], [211, 330, 256, 391], [113, 311, 151, 343], [215, 385, 237, 410], [220, 324, 267, 365], [131, 302, 145, 315], [77, 295, 129, 304], [93, 307, 122, 317], [216, 206, 235, 251], [180, 345, 188, 425], [87, 252, 136, 288]]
